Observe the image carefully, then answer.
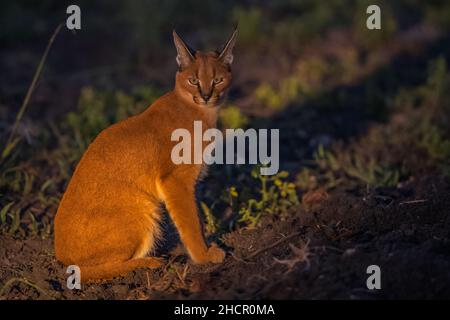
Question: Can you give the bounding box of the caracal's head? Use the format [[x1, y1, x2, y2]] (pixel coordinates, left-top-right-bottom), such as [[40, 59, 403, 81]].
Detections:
[[173, 28, 237, 107]]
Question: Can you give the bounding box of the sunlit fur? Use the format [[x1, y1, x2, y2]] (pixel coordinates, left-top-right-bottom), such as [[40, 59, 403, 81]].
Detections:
[[54, 29, 236, 282], [175, 51, 232, 107]]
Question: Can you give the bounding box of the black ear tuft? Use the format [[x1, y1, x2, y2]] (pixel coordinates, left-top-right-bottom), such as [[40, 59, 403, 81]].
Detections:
[[219, 27, 237, 66], [173, 30, 195, 70]]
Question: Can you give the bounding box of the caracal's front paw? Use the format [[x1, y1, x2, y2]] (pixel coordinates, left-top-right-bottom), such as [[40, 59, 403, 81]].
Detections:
[[142, 256, 166, 268], [151, 257, 166, 268], [206, 242, 225, 263]]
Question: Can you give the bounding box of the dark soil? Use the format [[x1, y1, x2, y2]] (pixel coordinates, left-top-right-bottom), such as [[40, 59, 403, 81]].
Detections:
[[1, 174, 449, 300]]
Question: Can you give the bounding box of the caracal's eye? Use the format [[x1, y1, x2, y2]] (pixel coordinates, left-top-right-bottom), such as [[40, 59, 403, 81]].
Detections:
[[213, 77, 223, 84], [188, 78, 199, 85]]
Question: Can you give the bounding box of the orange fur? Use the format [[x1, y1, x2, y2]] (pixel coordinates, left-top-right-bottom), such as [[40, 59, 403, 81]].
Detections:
[[54, 29, 237, 282]]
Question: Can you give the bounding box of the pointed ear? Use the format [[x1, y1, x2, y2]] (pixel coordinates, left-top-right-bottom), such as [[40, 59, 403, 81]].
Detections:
[[173, 30, 194, 70], [219, 28, 237, 66]]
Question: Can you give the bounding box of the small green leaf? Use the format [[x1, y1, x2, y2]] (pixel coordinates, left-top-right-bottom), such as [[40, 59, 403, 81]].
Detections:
[[0, 202, 14, 225], [1, 137, 21, 160]]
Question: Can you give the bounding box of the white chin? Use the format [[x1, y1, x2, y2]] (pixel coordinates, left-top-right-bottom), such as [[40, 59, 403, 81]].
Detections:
[[196, 100, 210, 106], [193, 97, 217, 107]]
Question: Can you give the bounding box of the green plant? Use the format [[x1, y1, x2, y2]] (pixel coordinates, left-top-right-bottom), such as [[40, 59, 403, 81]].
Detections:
[[219, 105, 249, 129], [56, 85, 162, 172], [418, 123, 450, 161], [253, 56, 339, 110], [345, 156, 400, 187], [237, 166, 299, 228], [395, 56, 449, 113], [200, 201, 219, 235], [295, 168, 318, 192], [394, 56, 450, 173], [314, 144, 401, 188], [0, 202, 14, 226]]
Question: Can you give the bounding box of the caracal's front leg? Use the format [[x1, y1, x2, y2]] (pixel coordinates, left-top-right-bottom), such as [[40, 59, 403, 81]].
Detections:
[[158, 170, 225, 264]]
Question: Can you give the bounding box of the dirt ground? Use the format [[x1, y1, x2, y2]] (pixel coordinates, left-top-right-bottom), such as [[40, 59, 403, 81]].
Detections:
[[1, 172, 449, 300]]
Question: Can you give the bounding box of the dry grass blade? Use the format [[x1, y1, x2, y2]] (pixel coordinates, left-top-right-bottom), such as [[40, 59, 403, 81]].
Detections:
[[174, 264, 189, 287], [246, 231, 303, 260], [399, 199, 428, 205], [273, 239, 311, 273], [3, 23, 63, 157]]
